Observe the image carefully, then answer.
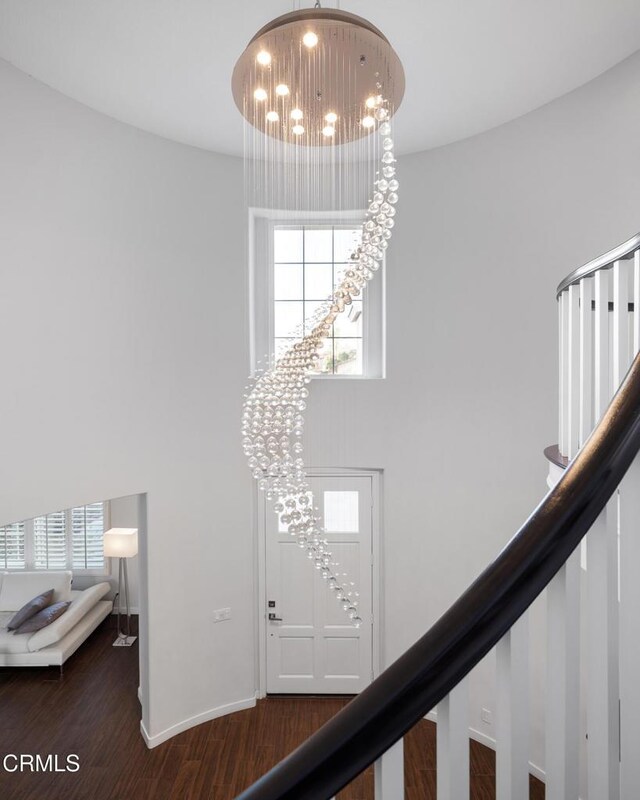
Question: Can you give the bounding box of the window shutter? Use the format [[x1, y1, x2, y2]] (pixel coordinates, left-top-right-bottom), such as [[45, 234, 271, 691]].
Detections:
[[33, 511, 67, 570], [72, 503, 105, 570], [0, 523, 25, 569]]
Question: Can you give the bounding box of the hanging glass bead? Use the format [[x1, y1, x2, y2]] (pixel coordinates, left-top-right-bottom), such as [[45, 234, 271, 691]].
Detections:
[[241, 98, 399, 629]]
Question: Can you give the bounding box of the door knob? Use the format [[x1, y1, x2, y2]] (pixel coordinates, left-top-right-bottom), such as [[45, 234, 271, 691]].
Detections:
[[268, 613, 283, 621]]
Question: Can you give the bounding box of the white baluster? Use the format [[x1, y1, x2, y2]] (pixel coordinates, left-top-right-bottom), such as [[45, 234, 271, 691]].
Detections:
[[579, 276, 594, 445], [586, 503, 620, 800], [567, 283, 581, 458], [374, 738, 404, 800], [633, 250, 640, 356], [546, 550, 580, 800], [559, 290, 566, 455], [560, 291, 569, 457], [594, 269, 611, 422], [613, 258, 631, 386], [437, 679, 469, 800], [578, 274, 596, 603], [496, 615, 529, 800], [618, 448, 640, 799], [586, 267, 619, 800], [613, 255, 635, 791]]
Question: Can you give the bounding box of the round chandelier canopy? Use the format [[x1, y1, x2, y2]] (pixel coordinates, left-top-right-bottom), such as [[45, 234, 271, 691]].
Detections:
[[232, 8, 405, 146]]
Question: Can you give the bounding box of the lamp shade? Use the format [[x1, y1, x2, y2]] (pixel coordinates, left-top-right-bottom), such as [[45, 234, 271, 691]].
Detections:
[[104, 528, 138, 558]]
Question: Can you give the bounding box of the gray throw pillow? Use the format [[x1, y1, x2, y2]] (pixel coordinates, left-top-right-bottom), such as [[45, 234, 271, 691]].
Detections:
[[7, 589, 54, 630], [13, 600, 71, 635]]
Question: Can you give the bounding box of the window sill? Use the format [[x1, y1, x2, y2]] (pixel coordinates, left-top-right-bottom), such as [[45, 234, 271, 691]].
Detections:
[[309, 374, 386, 381]]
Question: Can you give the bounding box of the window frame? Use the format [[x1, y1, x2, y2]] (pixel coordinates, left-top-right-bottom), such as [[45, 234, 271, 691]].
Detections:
[[0, 522, 26, 571], [1, 502, 111, 577], [249, 207, 385, 379]]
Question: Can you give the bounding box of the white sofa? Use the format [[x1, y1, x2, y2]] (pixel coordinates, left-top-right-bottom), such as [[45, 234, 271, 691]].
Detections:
[[0, 571, 112, 667]]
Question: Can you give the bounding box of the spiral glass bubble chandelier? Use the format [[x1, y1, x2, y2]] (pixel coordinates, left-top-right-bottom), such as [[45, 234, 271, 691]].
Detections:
[[235, 5, 404, 626]]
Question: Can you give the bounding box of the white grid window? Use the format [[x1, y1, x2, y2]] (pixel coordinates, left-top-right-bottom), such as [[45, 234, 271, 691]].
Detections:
[[251, 210, 385, 379], [274, 226, 364, 375], [2, 503, 107, 574]]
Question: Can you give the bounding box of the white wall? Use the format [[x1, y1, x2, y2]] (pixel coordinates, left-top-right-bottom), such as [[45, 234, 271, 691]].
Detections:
[[2, 45, 640, 769], [303, 48, 640, 771], [0, 58, 254, 744]]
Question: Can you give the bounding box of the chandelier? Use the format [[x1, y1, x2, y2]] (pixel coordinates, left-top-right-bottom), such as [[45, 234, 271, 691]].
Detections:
[[232, 7, 404, 146], [235, 5, 404, 625]]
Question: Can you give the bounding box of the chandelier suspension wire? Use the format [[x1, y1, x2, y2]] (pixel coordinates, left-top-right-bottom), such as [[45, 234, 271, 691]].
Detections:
[[235, 7, 404, 625]]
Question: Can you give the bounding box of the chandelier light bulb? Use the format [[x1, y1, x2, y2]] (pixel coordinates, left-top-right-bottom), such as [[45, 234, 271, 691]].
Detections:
[[266, 111, 279, 122], [322, 125, 335, 137], [256, 50, 272, 66], [361, 116, 375, 128], [254, 88, 268, 101], [365, 95, 377, 108], [292, 124, 305, 135], [302, 31, 318, 48], [291, 108, 304, 121], [325, 112, 338, 124], [275, 84, 290, 97]]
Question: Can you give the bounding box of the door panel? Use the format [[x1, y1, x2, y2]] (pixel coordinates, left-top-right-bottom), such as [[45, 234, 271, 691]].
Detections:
[[266, 475, 374, 694], [279, 542, 315, 625], [279, 637, 314, 677]]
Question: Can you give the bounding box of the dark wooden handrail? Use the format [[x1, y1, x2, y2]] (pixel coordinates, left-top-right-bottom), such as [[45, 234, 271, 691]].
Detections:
[[236, 352, 640, 800]]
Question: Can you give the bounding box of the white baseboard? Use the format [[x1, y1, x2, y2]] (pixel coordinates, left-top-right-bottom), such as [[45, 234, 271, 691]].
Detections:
[[425, 711, 546, 784], [140, 694, 257, 749]]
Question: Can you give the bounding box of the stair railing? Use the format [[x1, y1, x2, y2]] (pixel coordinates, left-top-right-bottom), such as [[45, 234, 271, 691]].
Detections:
[[555, 231, 640, 800], [236, 233, 640, 800]]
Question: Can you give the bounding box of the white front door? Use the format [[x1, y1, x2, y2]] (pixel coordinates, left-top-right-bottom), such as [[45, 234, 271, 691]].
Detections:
[[265, 474, 374, 694]]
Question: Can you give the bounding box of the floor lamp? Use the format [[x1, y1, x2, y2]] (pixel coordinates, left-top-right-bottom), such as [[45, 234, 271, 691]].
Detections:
[[104, 527, 138, 647]]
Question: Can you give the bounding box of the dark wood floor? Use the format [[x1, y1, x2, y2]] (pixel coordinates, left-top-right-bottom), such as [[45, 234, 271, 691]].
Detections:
[[0, 618, 544, 799]]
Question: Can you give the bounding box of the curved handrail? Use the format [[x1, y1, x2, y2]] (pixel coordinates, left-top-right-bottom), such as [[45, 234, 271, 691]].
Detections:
[[556, 231, 640, 297], [236, 351, 640, 800]]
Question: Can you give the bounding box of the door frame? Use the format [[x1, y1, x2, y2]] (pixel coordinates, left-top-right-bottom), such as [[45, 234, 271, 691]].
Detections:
[[255, 467, 383, 698]]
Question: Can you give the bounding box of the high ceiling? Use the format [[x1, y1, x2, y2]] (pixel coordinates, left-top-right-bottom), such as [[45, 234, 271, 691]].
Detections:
[[1, 1, 639, 156]]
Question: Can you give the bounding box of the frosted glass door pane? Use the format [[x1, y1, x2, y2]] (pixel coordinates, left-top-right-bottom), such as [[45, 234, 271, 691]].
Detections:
[[324, 491, 359, 532]]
